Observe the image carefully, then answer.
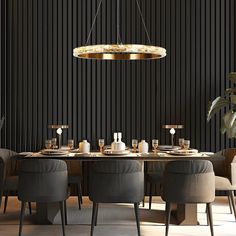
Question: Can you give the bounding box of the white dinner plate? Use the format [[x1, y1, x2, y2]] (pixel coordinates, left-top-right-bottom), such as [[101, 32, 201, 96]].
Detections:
[[103, 149, 131, 155], [158, 145, 180, 151], [167, 149, 198, 156], [40, 149, 69, 155]]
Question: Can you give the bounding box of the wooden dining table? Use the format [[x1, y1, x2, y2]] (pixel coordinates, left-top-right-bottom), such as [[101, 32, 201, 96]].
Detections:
[[16, 151, 225, 225]]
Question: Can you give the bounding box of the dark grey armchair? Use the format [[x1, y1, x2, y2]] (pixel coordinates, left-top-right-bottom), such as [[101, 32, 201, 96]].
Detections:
[[18, 159, 68, 236], [161, 160, 215, 236], [211, 149, 236, 220], [0, 148, 32, 214], [89, 160, 144, 236]]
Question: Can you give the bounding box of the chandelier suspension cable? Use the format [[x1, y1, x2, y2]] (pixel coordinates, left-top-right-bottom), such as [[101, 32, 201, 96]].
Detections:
[[86, 0, 103, 45], [73, 0, 167, 60], [117, 0, 122, 44], [135, 0, 151, 44]]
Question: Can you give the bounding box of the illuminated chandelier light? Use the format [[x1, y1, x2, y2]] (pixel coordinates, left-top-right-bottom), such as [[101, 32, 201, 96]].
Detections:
[[73, 0, 167, 60], [73, 44, 166, 60]]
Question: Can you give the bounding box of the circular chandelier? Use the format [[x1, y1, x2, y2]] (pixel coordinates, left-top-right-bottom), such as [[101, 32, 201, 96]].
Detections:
[[73, 44, 166, 60], [73, 0, 167, 61]]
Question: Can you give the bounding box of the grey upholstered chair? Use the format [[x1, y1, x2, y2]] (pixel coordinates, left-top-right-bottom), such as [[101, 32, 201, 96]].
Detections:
[[89, 160, 144, 236], [161, 160, 215, 236], [18, 159, 68, 236], [213, 149, 236, 219], [145, 161, 167, 209], [0, 148, 31, 214]]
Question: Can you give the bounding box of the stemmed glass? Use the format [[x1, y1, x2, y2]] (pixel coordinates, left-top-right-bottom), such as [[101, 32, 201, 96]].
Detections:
[[68, 139, 74, 150], [98, 139, 105, 153], [51, 138, 57, 149], [183, 140, 190, 150], [45, 140, 52, 149], [132, 139, 138, 153], [179, 138, 185, 149], [152, 139, 159, 154]]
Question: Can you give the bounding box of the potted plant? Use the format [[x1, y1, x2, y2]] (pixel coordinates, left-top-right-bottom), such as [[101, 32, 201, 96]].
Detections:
[[207, 72, 236, 138]]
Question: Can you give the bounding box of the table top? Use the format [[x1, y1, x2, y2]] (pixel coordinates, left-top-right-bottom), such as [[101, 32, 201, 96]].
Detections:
[[17, 151, 225, 161]]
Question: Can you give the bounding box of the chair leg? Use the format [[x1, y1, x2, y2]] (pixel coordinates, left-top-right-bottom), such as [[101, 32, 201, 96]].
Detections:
[[77, 183, 82, 210], [64, 201, 68, 225], [206, 204, 209, 225], [79, 183, 83, 204], [3, 192, 8, 214], [134, 203, 141, 236], [142, 197, 145, 207], [229, 190, 236, 220], [60, 201, 66, 236], [95, 203, 99, 226], [165, 202, 171, 236], [0, 190, 3, 208], [91, 202, 98, 236], [206, 203, 214, 236], [19, 201, 26, 236], [149, 183, 152, 210], [227, 194, 233, 214], [28, 202, 32, 215]]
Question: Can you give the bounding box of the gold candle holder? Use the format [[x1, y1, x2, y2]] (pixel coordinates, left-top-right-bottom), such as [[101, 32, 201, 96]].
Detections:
[[162, 125, 184, 147], [48, 125, 69, 149]]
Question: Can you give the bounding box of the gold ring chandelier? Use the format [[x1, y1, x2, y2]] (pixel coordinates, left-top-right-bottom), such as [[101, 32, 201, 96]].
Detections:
[[73, 0, 167, 61]]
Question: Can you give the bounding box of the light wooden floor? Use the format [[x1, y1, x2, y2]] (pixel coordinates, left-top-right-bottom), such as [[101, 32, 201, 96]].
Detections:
[[0, 196, 235, 236]]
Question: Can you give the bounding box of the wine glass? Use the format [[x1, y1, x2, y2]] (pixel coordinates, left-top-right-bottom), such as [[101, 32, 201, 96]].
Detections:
[[152, 139, 159, 154], [68, 139, 74, 150], [45, 139, 52, 149], [132, 139, 138, 153], [51, 138, 57, 149], [179, 138, 185, 149], [98, 139, 105, 153], [183, 140, 190, 150]]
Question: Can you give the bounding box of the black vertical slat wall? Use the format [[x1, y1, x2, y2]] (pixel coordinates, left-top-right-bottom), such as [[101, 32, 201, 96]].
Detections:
[[0, 0, 236, 152]]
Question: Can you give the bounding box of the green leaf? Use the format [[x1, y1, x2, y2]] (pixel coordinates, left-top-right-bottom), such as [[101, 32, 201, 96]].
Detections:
[[223, 111, 236, 128], [231, 95, 236, 105], [225, 88, 236, 94], [222, 111, 236, 138], [207, 97, 230, 122], [228, 72, 236, 83]]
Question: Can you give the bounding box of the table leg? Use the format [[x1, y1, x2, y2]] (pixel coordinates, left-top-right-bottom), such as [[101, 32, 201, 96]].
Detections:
[[171, 203, 198, 225], [36, 202, 60, 224]]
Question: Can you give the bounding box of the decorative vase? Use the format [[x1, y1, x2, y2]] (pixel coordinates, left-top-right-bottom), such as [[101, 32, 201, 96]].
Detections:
[[111, 132, 126, 151], [138, 140, 149, 153], [79, 140, 90, 153]]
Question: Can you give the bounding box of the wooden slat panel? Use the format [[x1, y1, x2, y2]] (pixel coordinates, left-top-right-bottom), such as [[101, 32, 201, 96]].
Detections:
[[1, 0, 236, 152]]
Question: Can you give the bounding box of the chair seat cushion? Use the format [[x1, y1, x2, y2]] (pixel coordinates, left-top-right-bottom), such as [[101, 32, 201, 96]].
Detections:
[[5, 176, 18, 191], [165, 160, 213, 174], [92, 160, 143, 174], [215, 176, 236, 191]]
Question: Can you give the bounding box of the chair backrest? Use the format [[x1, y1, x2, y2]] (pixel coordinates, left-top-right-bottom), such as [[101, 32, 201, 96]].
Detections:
[[214, 148, 236, 181], [89, 160, 144, 203], [18, 159, 68, 203], [161, 160, 215, 204], [0, 149, 17, 206]]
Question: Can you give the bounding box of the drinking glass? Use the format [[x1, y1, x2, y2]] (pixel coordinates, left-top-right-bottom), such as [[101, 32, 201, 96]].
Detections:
[[132, 139, 138, 153], [45, 139, 52, 149], [68, 139, 74, 150], [98, 139, 105, 153], [51, 138, 57, 149], [179, 138, 185, 149], [152, 139, 159, 154], [183, 140, 190, 150]]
